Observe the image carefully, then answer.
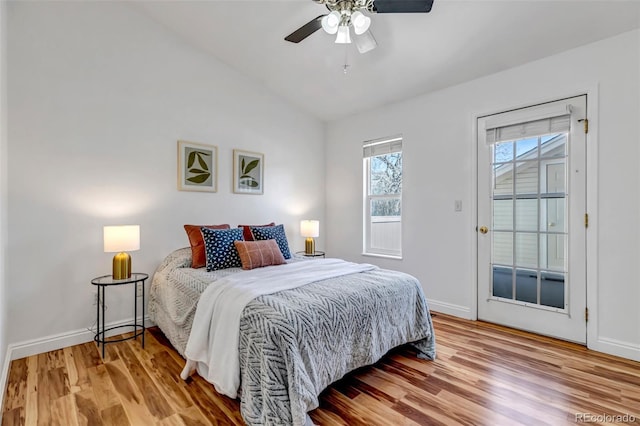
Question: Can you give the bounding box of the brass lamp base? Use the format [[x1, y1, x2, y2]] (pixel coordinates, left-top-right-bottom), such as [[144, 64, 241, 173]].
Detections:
[[304, 237, 315, 255], [112, 252, 132, 280]]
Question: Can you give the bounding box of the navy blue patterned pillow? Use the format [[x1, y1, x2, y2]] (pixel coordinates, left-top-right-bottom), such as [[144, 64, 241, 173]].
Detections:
[[201, 227, 244, 271], [250, 224, 291, 259]]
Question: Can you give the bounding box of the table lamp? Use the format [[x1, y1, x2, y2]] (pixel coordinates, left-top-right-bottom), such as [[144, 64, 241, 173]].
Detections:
[[103, 225, 140, 279], [300, 220, 319, 255]]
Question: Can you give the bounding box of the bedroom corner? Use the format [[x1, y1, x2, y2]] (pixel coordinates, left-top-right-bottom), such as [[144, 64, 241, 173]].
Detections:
[[2, 0, 325, 368]]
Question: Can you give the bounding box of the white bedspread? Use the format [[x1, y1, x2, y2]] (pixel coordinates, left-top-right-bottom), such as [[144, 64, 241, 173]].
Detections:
[[180, 258, 376, 398]]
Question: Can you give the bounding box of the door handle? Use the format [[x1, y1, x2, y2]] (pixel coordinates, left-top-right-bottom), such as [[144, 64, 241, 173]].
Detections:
[[479, 226, 489, 234]]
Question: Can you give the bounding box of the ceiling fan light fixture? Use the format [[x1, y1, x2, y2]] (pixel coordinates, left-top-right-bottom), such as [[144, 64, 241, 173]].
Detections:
[[321, 11, 341, 34], [335, 25, 351, 44], [351, 11, 371, 35], [355, 30, 377, 53]]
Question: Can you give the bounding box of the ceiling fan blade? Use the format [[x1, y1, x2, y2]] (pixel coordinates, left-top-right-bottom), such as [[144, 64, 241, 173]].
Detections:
[[285, 15, 326, 43], [373, 0, 434, 13], [355, 30, 377, 54]]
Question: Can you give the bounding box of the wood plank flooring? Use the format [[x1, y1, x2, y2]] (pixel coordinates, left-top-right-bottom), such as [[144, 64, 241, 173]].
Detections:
[[2, 314, 640, 425]]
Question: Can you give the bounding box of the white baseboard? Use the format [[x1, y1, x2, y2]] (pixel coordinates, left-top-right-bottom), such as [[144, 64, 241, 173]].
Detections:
[[590, 336, 640, 362], [0, 316, 155, 413], [8, 316, 154, 361], [427, 298, 473, 319]]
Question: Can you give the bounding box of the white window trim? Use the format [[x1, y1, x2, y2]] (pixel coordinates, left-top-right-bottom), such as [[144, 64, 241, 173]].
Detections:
[[363, 136, 403, 258]]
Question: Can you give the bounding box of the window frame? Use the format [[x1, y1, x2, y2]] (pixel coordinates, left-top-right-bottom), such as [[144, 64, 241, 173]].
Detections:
[[362, 136, 403, 259]]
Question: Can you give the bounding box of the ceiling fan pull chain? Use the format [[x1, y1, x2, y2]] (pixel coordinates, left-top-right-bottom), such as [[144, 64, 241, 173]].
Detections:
[[343, 44, 350, 74]]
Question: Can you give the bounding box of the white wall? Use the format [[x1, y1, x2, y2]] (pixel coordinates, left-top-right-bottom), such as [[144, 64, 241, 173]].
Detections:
[[6, 2, 325, 355], [326, 30, 640, 361], [0, 0, 9, 400]]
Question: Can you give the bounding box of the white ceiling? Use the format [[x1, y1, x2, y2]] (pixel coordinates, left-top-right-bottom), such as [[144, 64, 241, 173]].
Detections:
[[135, 0, 640, 122]]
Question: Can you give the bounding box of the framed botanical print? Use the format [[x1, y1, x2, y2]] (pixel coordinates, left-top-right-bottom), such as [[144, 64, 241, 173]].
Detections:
[[233, 149, 264, 195], [177, 140, 218, 192]]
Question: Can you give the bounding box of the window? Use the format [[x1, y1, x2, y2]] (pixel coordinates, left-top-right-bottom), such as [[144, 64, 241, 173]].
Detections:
[[486, 107, 572, 309], [363, 136, 402, 258]]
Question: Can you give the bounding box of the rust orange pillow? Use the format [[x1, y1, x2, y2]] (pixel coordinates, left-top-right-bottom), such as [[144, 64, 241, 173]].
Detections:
[[234, 239, 286, 270], [237, 222, 275, 241], [184, 224, 231, 268]]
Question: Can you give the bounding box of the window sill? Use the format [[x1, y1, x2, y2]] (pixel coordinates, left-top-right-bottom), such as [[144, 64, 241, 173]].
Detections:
[[362, 252, 403, 260]]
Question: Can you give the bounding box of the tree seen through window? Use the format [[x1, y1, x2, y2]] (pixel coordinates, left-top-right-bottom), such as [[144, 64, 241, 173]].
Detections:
[[370, 153, 402, 216]]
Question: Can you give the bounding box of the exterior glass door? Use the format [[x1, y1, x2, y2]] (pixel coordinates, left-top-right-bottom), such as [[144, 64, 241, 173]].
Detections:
[[477, 95, 587, 343]]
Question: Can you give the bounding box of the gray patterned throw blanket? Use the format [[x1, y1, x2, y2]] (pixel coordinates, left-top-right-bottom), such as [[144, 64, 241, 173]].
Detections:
[[149, 248, 436, 426]]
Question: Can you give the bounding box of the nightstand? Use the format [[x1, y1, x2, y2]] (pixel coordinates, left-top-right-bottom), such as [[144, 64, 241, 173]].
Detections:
[[296, 250, 325, 258], [91, 272, 149, 358]]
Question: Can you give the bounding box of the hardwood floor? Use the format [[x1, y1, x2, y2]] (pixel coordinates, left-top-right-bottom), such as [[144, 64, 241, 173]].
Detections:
[[2, 314, 640, 425]]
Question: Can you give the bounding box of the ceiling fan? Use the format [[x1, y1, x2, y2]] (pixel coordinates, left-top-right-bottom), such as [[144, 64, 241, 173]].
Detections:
[[285, 0, 434, 53]]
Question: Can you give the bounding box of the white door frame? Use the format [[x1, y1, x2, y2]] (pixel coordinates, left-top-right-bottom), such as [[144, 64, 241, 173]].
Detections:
[[469, 87, 599, 349]]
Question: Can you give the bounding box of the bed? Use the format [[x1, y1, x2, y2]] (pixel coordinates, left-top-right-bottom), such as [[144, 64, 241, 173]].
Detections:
[[148, 247, 436, 426]]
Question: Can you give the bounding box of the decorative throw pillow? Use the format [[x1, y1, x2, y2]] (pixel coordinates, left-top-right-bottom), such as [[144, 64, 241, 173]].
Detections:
[[234, 240, 286, 270], [184, 224, 231, 268], [237, 222, 275, 241], [249, 224, 291, 259], [201, 227, 244, 271]]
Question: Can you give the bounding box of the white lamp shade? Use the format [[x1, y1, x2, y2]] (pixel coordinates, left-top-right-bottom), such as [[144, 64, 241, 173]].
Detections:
[[104, 225, 140, 253], [335, 25, 351, 44], [351, 11, 371, 35], [300, 220, 320, 238], [321, 11, 340, 34]]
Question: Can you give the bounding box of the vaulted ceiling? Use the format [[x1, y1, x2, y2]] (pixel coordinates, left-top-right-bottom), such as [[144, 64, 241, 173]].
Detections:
[[135, 1, 640, 122]]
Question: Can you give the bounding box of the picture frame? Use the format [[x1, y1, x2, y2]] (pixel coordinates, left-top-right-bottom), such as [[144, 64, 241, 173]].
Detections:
[[233, 149, 264, 195], [177, 140, 218, 192]]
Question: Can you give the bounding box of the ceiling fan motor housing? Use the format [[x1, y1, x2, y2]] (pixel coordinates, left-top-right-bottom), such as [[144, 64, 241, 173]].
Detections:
[[315, 0, 434, 14], [373, 0, 434, 13]]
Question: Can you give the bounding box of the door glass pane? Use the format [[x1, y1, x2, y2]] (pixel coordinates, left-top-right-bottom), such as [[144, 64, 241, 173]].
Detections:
[[515, 162, 538, 195], [515, 233, 537, 268], [494, 141, 514, 163], [493, 200, 513, 230], [540, 271, 565, 308], [515, 199, 537, 231], [541, 198, 565, 232], [492, 266, 513, 299], [540, 134, 566, 158], [544, 162, 566, 194], [515, 138, 538, 159], [493, 165, 513, 196], [515, 268, 538, 304], [540, 234, 566, 271], [493, 232, 513, 265]]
